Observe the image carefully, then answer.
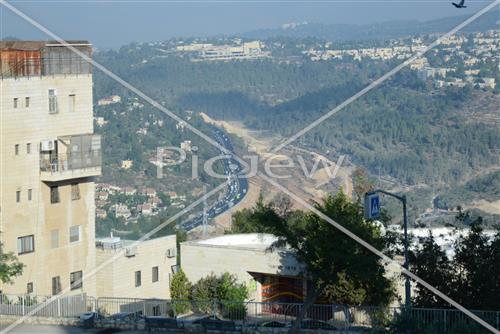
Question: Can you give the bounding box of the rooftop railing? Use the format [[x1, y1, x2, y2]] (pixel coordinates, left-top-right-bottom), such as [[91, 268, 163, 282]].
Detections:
[[0, 56, 92, 79], [40, 150, 101, 174]]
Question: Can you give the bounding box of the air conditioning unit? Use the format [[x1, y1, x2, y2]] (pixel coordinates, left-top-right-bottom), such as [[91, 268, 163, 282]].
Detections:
[[125, 247, 137, 257], [166, 248, 177, 258], [41, 139, 56, 151]]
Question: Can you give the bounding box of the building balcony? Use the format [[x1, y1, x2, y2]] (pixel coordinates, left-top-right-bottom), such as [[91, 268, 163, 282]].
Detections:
[[40, 134, 101, 182], [40, 150, 101, 182]]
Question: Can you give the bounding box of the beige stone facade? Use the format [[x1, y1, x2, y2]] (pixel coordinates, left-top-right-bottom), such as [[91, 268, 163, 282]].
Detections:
[[0, 41, 99, 297], [181, 234, 305, 302], [95, 235, 177, 299]]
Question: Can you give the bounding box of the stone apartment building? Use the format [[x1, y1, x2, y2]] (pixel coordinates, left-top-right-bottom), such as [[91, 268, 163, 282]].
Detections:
[[1, 41, 179, 301], [0, 41, 100, 297]]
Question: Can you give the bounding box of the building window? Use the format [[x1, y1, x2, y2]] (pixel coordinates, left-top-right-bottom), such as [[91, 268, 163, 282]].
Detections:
[[15, 144, 19, 155], [69, 225, 80, 243], [50, 186, 60, 204], [26, 143, 31, 154], [17, 235, 34, 255], [68, 94, 76, 112], [27, 282, 33, 294], [28, 189, 32, 201], [71, 183, 80, 200], [48, 89, 58, 114], [16, 190, 21, 203], [152, 266, 159, 283], [25, 97, 30, 108], [70, 271, 83, 290], [52, 276, 61, 295], [135, 271, 141, 287], [13, 98, 18, 109], [51, 229, 59, 248]]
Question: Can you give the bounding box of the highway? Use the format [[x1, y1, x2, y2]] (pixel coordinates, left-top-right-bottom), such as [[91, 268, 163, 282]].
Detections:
[[181, 127, 248, 231]]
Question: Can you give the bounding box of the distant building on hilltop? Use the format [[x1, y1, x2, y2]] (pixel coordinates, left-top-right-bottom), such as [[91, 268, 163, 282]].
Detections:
[[176, 40, 269, 61], [97, 95, 121, 106], [121, 160, 133, 169]]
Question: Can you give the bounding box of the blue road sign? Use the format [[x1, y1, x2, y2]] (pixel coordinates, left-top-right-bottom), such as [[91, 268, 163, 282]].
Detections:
[[364, 193, 380, 220]]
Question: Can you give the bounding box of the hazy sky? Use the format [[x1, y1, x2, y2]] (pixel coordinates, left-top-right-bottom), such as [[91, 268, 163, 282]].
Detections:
[[0, 1, 494, 48]]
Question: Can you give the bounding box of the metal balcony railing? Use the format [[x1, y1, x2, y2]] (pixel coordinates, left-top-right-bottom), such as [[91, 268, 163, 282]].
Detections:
[[40, 150, 101, 174]]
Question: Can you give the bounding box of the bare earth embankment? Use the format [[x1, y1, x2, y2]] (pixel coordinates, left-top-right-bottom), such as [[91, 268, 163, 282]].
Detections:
[[199, 112, 354, 229]]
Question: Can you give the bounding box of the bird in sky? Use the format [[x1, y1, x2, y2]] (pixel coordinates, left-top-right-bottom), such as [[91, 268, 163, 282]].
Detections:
[[452, 0, 467, 8]]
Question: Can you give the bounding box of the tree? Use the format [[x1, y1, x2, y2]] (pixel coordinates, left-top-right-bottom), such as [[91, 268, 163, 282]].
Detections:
[[230, 194, 281, 234], [409, 215, 500, 311], [169, 269, 192, 315], [453, 217, 500, 310], [191, 272, 248, 318], [232, 191, 395, 333], [0, 241, 23, 285], [409, 233, 453, 308], [191, 272, 248, 302], [191, 273, 220, 302], [352, 168, 374, 202], [175, 229, 187, 265]]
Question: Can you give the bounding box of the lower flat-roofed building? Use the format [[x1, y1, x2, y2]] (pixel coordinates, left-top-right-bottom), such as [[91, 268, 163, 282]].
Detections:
[[95, 234, 177, 299], [180, 233, 307, 303]]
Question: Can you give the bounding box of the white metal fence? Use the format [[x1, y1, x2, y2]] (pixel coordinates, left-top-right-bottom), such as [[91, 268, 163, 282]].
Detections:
[[0, 294, 94, 318], [1, 294, 499, 332], [93, 297, 500, 331]]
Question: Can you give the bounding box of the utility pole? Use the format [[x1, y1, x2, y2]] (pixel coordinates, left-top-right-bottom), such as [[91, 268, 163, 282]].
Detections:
[[365, 189, 411, 309], [202, 185, 208, 239]]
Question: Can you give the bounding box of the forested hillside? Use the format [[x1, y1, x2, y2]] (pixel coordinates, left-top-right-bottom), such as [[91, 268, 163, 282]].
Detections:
[[242, 11, 497, 41], [93, 31, 499, 219]]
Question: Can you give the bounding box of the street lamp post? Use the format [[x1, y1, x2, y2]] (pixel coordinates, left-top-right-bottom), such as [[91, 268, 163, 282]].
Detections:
[[365, 189, 411, 309]]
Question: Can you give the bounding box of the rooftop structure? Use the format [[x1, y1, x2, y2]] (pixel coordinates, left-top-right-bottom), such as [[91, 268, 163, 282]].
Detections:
[[0, 41, 92, 78], [193, 233, 281, 250]]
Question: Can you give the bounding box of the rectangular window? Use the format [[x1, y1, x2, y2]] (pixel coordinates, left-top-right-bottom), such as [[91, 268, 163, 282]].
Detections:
[[71, 183, 80, 200], [48, 89, 58, 114], [68, 94, 76, 112], [26, 143, 31, 154], [52, 276, 61, 295], [135, 271, 141, 287], [51, 229, 59, 248], [16, 190, 21, 203], [27, 282, 33, 294], [15, 144, 19, 155], [28, 189, 32, 201], [70, 271, 83, 290], [50, 186, 60, 204], [69, 225, 80, 243], [152, 266, 159, 283], [25, 97, 30, 108], [17, 235, 34, 255], [13, 98, 18, 109]]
